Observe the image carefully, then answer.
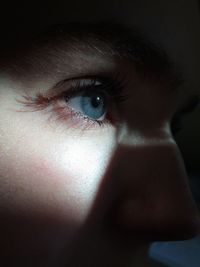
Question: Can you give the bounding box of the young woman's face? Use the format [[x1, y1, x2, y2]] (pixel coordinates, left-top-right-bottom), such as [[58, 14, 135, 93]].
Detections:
[[0, 1, 200, 266]]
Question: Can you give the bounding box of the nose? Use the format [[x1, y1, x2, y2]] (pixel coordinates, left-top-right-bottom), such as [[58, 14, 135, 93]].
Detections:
[[101, 140, 200, 242]]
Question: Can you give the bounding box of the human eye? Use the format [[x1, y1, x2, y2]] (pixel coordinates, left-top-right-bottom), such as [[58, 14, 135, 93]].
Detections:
[[65, 80, 109, 123], [17, 73, 127, 130], [170, 96, 200, 137]]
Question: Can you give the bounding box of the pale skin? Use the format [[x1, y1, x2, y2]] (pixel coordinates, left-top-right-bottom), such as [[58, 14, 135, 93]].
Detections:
[[0, 1, 200, 267]]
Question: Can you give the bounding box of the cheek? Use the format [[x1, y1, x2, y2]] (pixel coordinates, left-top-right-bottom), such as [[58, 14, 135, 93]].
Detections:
[[0, 122, 116, 225]]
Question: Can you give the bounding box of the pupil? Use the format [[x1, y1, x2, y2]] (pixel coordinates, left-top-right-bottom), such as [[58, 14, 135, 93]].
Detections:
[[91, 95, 101, 108]]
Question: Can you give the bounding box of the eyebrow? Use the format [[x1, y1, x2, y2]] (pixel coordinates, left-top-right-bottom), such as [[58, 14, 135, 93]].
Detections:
[[5, 21, 183, 92], [37, 22, 176, 74]]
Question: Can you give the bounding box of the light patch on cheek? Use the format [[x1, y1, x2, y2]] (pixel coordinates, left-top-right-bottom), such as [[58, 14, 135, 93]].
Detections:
[[47, 135, 116, 221], [3, 128, 116, 224]]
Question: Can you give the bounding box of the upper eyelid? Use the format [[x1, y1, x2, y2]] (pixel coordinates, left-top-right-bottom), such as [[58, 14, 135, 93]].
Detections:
[[176, 96, 200, 116], [17, 74, 126, 112], [47, 72, 127, 99]]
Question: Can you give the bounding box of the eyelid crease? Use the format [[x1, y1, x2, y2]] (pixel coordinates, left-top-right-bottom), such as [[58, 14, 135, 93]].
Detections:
[[48, 71, 128, 98], [177, 95, 200, 115], [170, 95, 200, 136]]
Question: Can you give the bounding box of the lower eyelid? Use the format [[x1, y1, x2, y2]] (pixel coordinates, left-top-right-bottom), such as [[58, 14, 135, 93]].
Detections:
[[17, 88, 120, 130], [49, 99, 109, 130]]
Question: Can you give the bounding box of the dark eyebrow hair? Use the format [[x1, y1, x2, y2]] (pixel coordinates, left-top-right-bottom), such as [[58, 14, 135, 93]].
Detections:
[[48, 22, 182, 76], [38, 22, 177, 75], [2, 21, 183, 91]]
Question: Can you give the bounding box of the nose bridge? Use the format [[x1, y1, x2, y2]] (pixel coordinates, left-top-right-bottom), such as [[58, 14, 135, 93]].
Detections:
[[103, 140, 200, 241]]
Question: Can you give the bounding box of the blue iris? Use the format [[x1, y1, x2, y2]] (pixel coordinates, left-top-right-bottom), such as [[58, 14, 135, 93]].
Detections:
[[67, 90, 107, 120]]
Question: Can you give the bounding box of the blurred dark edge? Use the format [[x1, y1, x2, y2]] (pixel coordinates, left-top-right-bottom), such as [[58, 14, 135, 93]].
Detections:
[[189, 174, 200, 209]]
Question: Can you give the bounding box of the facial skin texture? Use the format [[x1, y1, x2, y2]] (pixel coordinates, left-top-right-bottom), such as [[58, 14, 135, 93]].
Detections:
[[0, 2, 200, 267]]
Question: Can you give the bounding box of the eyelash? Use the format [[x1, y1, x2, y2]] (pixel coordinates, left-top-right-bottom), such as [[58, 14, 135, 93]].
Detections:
[[17, 73, 127, 130], [17, 77, 199, 134]]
